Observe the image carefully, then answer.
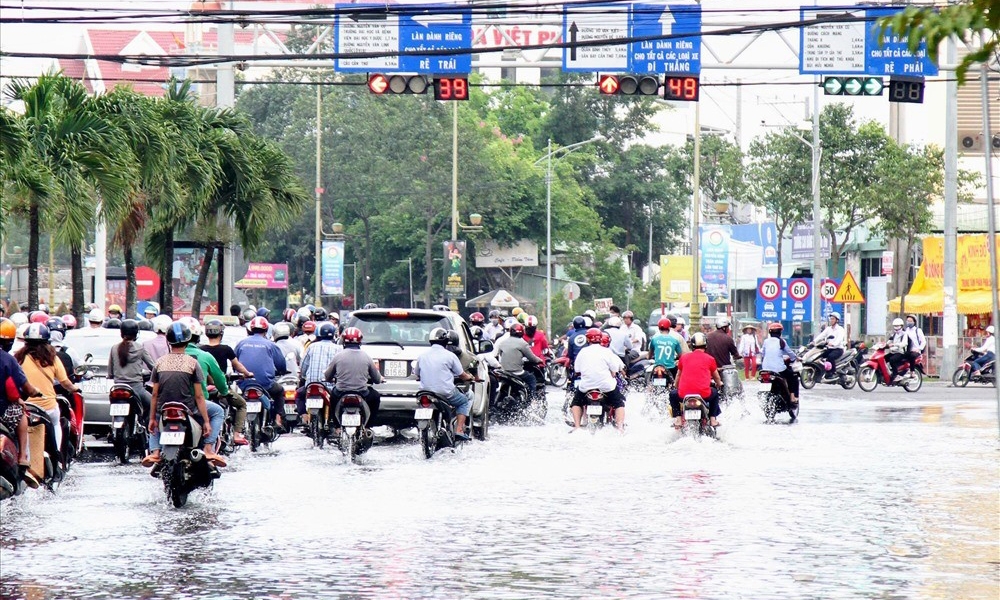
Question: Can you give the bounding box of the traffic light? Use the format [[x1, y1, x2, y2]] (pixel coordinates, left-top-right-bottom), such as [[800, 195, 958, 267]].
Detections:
[[367, 74, 429, 95], [887, 76, 925, 104], [663, 76, 700, 102], [597, 74, 659, 96], [822, 76, 883, 96], [433, 76, 469, 101]]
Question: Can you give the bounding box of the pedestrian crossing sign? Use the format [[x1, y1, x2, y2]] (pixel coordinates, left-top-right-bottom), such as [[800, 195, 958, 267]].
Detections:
[[832, 271, 865, 304]]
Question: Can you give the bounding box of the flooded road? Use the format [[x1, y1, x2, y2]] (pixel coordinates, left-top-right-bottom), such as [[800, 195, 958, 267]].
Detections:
[[2, 383, 998, 599]]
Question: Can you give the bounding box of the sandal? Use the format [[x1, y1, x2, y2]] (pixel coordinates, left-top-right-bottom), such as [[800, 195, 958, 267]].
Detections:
[[141, 453, 161, 467]]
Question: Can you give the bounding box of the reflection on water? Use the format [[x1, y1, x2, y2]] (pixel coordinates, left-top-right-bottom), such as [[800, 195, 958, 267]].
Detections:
[[1, 385, 997, 599]]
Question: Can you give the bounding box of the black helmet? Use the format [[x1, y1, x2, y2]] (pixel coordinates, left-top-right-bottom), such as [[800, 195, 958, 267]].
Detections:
[[46, 317, 66, 335], [572, 316, 586, 329], [429, 327, 450, 345], [104, 318, 122, 329], [446, 330, 460, 346], [317, 322, 337, 340], [240, 308, 257, 324], [120, 319, 140, 339], [204, 319, 225, 338], [137, 320, 153, 331], [166, 321, 192, 346], [313, 307, 328, 321]]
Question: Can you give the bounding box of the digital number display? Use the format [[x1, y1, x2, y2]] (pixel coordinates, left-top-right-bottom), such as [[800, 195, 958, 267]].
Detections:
[[888, 79, 925, 104], [663, 76, 699, 102], [434, 77, 469, 101]]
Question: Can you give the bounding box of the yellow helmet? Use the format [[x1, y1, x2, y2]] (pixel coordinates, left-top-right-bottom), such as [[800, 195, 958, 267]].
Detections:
[[511, 307, 524, 317]]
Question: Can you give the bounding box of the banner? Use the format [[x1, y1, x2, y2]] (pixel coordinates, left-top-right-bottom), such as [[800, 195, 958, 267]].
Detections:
[[659, 254, 693, 303], [889, 234, 1000, 314], [235, 263, 289, 289], [790, 223, 831, 259], [729, 222, 779, 266], [475, 239, 539, 268], [443, 240, 467, 298], [321, 240, 345, 295], [699, 225, 730, 303]]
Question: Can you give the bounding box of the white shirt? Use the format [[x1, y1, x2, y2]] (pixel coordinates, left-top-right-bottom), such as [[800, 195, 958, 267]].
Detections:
[[626, 322, 646, 348], [975, 334, 995, 355], [483, 322, 505, 341], [816, 324, 846, 349], [607, 326, 633, 357], [574, 345, 624, 393], [906, 326, 926, 352]]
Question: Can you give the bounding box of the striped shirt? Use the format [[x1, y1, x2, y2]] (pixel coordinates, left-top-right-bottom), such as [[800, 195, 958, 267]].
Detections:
[[300, 340, 342, 385]]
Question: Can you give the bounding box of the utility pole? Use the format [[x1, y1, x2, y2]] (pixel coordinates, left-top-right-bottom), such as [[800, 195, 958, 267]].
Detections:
[[314, 84, 322, 304], [811, 78, 823, 331], [218, 1, 235, 313], [690, 102, 702, 332], [942, 37, 959, 381], [978, 62, 1000, 436]]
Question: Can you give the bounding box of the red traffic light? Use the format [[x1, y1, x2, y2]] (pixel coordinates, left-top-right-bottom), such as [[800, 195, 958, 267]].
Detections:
[[367, 74, 429, 95], [368, 73, 389, 95], [598, 74, 620, 95], [663, 76, 700, 102], [598, 74, 659, 96], [434, 76, 469, 101]]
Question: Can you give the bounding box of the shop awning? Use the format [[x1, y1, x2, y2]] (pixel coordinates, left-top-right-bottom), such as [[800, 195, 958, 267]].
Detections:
[[888, 289, 997, 314], [888, 234, 1000, 315]]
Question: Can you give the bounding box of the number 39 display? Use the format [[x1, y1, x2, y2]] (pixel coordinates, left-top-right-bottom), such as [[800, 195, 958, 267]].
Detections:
[[434, 76, 469, 101]]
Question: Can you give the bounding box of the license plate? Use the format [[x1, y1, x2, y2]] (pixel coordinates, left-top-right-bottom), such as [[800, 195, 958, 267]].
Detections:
[[306, 398, 324, 409], [685, 410, 702, 421], [414, 408, 434, 420], [285, 403, 297, 415], [246, 401, 262, 414], [81, 378, 112, 395], [108, 403, 131, 416], [160, 431, 185, 445], [653, 378, 667, 387], [341, 412, 362, 427], [384, 360, 408, 378], [586, 404, 604, 416]]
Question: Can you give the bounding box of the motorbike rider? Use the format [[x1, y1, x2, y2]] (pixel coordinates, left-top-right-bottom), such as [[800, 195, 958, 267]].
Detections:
[[144, 315, 173, 362], [604, 316, 634, 360], [674, 316, 689, 342], [271, 322, 301, 380], [179, 318, 232, 463], [760, 322, 800, 404], [108, 319, 156, 420], [496, 323, 543, 401], [887, 318, 911, 382], [523, 315, 548, 363], [297, 322, 341, 413], [0, 318, 45, 488], [622, 311, 646, 350], [469, 312, 485, 330], [669, 332, 722, 429], [87, 308, 104, 329], [482, 310, 504, 341], [971, 325, 996, 377], [234, 316, 289, 428], [15, 323, 81, 455], [323, 327, 381, 434], [706, 318, 741, 370], [201, 319, 254, 446], [414, 327, 476, 441], [814, 312, 847, 378], [143, 321, 225, 468], [905, 314, 926, 371], [648, 318, 683, 380], [107, 304, 123, 321], [48, 317, 81, 374], [569, 328, 626, 432], [565, 316, 590, 373]]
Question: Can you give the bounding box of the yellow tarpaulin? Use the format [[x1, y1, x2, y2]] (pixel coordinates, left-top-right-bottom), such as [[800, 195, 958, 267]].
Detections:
[[660, 255, 693, 303], [888, 234, 1000, 314]]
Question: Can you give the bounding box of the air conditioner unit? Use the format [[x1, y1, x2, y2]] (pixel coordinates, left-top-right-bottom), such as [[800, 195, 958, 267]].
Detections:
[[992, 134, 1000, 150], [959, 130, 984, 152]]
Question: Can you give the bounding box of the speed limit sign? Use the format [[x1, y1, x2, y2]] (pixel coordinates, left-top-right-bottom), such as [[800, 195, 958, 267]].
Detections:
[[758, 278, 781, 301], [788, 279, 810, 301], [819, 278, 839, 301]]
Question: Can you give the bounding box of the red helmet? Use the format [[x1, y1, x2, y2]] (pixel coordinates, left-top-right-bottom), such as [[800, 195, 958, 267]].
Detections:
[[510, 323, 525, 337], [657, 317, 673, 330], [469, 312, 485, 325], [29, 310, 49, 324], [768, 322, 783, 333], [301, 320, 317, 335], [599, 332, 611, 347], [585, 327, 603, 344], [248, 316, 269, 332], [341, 327, 363, 344]]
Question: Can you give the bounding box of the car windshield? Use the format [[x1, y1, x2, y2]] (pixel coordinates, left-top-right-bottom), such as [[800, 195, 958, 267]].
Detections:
[[63, 330, 156, 363], [349, 314, 451, 346]]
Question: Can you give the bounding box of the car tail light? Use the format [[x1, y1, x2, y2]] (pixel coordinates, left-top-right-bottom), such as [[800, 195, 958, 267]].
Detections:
[[163, 406, 187, 421], [306, 384, 328, 398], [341, 395, 363, 406], [685, 398, 701, 408], [387, 310, 409, 318], [587, 391, 602, 401], [419, 395, 433, 408], [109, 388, 132, 401], [245, 387, 262, 400]]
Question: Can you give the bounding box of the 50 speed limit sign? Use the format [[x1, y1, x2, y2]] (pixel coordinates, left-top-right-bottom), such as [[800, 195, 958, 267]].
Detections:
[[788, 279, 810, 301], [819, 279, 839, 301]]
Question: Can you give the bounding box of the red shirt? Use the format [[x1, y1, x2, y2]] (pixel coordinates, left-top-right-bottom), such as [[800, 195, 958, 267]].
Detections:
[[528, 331, 549, 363], [677, 351, 718, 399]]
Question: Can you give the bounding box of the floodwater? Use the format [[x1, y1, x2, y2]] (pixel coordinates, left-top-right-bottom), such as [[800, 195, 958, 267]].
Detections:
[[2, 384, 998, 599]]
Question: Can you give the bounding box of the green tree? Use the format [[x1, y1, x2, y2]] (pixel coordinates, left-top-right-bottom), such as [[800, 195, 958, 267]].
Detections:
[[690, 134, 745, 217]]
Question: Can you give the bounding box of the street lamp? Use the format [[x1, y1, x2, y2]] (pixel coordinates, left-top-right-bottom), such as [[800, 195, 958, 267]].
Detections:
[[533, 134, 605, 340], [396, 258, 414, 307]]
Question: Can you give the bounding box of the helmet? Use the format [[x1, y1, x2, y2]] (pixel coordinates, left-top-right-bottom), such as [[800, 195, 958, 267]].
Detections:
[[572, 316, 586, 329], [584, 310, 597, 320], [363, 303, 378, 310], [829, 311, 841, 322], [470, 325, 483, 339], [511, 307, 523, 317], [24, 323, 50, 341], [249, 316, 269, 333], [329, 311, 340, 322], [256, 307, 270, 318], [61, 314, 77, 329], [892, 318, 904, 329], [429, 327, 450, 345], [313, 307, 328, 321], [516, 312, 528, 324], [768, 322, 783, 334], [488, 310, 501, 320], [623, 310, 635, 319], [690, 332, 708, 348], [179, 316, 202, 338], [153, 315, 173, 334], [143, 306, 158, 317], [658, 318, 673, 330], [107, 304, 123, 316], [301, 320, 317, 335], [204, 319, 225, 338], [607, 316, 623, 328], [282, 308, 297, 323], [120, 319, 140, 338], [675, 317, 686, 327], [296, 307, 313, 323], [10, 312, 28, 327], [906, 314, 917, 326], [582, 316, 594, 328], [988, 326, 995, 335], [717, 317, 731, 328], [137, 320, 153, 331], [88, 308, 104, 323], [272, 321, 292, 341], [446, 330, 460, 346], [37, 303, 49, 314], [599, 332, 611, 347], [16, 324, 28, 340], [317, 322, 337, 341], [0, 318, 16, 341], [503, 317, 518, 330], [510, 323, 525, 337], [241, 308, 257, 324], [469, 312, 485, 326], [585, 327, 603, 344], [29, 311, 49, 324], [46, 317, 66, 335], [166, 321, 192, 346], [103, 318, 121, 329], [524, 315, 538, 328]]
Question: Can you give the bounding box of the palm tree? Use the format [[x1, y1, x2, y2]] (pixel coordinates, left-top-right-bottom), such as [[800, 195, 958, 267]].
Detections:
[[1, 109, 57, 241]]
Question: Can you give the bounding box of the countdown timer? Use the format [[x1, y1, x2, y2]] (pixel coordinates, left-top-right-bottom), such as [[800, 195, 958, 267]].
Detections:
[[663, 76, 700, 102], [434, 77, 469, 101]]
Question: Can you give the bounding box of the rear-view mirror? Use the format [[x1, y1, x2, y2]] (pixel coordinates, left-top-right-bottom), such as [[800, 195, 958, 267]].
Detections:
[[477, 339, 494, 354]]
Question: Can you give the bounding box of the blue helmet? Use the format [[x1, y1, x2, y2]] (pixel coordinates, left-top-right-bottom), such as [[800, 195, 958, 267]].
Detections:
[[317, 322, 337, 341], [572, 316, 586, 329], [256, 307, 270, 318]]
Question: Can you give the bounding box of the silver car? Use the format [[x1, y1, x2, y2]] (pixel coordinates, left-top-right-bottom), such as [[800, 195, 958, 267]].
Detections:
[[346, 308, 491, 432]]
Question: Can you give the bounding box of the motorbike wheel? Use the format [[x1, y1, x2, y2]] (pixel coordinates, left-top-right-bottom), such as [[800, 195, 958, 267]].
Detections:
[[761, 393, 778, 423], [311, 417, 325, 449], [342, 431, 355, 461], [169, 462, 188, 508], [903, 370, 923, 393], [562, 394, 575, 427], [952, 367, 970, 388], [473, 400, 489, 441], [547, 364, 567, 388], [420, 420, 437, 459], [248, 417, 260, 453], [857, 366, 879, 392], [787, 401, 799, 423], [800, 365, 817, 389], [113, 424, 130, 464], [839, 367, 857, 390]]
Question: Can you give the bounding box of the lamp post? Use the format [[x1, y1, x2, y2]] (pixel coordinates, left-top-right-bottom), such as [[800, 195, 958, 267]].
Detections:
[[534, 134, 604, 340], [397, 258, 414, 307]]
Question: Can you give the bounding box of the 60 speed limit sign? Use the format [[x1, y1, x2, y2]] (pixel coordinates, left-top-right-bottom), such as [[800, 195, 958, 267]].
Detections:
[[788, 279, 810, 301]]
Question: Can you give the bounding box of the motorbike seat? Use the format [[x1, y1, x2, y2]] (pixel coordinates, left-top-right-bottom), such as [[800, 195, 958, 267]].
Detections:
[[416, 389, 458, 421]]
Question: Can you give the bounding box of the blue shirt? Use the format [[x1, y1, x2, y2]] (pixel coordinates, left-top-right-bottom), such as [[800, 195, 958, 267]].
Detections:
[[566, 327, 589, 362], [760, 336, 797, 373], [300, 340, 342, 385], [234, 333, 287, 388], [648, 333, 682, 368], [414, 344, 464, 397]]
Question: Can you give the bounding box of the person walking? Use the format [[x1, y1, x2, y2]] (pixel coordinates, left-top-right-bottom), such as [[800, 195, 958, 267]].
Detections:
[[738, 324, 761, 380]]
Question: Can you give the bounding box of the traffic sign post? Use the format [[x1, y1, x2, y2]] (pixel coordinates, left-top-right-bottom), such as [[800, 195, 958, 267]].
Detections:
[[756, 277, 812, 322]]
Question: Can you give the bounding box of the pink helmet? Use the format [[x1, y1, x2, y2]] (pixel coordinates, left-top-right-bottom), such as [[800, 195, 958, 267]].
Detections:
[[29, 310, 49, 324], [61, 314, 78, 329]]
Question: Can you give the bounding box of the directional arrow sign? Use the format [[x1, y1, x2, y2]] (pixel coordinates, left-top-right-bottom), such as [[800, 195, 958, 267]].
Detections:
[[563, 3, 628, 72], [863, 76, 884, 95], [598, 74, 620, 94], [823, 77, 844, 95], [843, 77, 863, 95], [629, 3, 702, 74]]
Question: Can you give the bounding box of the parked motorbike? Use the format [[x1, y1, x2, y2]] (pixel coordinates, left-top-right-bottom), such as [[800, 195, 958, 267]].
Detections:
[[151, 401, 219, 508], [333, 392, 374, 463], [242, 384, 281, 452], [277, 374, 300, 433], [304, 383, 331, 448], [108, 384, 148, 464], [799, 340, 860, 390], [952, 351, 996, 387], [677, 394, 717, 439], [757, 370, 799, 423], [857, 343, 923, 392], [415, 389, 468, 459]]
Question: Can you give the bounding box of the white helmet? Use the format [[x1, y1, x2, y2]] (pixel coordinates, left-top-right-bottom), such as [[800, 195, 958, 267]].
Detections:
[[607, 316, 623, 328], [88, 308, 104, 323], [152, 314, 173, 334], [10, 312, 28, 327], [16, 323, 29, 340], [582, 316, 594, 328], [179, 316, 203, 338], [675, 317, 685, 327], [829, 311, 841, 322], [988, 326, 995, 335], [892, 318, 904, 329], [717, 317, 731, 328], [584, 309, 597, 321], [503, 317, 518, 330]]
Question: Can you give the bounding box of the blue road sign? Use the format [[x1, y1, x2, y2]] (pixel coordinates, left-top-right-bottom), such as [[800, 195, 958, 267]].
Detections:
[[335, 4, 472, 74], [563, 2, 702, 73], [756, 277, 813, 322], [798, 5, 937, 76]]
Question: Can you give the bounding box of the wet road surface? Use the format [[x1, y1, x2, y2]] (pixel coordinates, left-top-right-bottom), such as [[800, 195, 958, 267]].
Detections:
[[2, 382, 998, 599]]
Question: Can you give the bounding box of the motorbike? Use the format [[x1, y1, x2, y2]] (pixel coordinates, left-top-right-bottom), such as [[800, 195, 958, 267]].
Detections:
[[0, 417, 26, 500], [545, 346, 569, 387], [151, 401, 219, 508], [206, 383, 238, 456], [857, 343, 923, 393], [22, 402, 67, 490], [579, 389, 616, 434], [623, 350, 653, 391], [242, 384, 281, 452], [108, 383, 149, 464], [798, 340, 860, 390], [415, 389, 468, 459], [333, 391, 374, 463], [676, 394, 717, 439], [952, 351, 996, 387], [277, 374, 300, 433], [642, 365, 674, 418], [492, 366, 547, 425], [304, 383, 331, 448], [757, 369, 799, 423], [719, 364, 744, 405]]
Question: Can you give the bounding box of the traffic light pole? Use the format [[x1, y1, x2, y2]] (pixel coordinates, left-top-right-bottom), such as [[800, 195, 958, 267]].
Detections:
[[811, 78, 823, 332], [314, 84, 323, 304], [689, 101, 701, 333], [978, 62, 1000, 438], [451, 101, 459, 241]]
